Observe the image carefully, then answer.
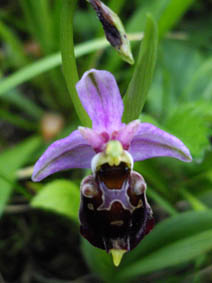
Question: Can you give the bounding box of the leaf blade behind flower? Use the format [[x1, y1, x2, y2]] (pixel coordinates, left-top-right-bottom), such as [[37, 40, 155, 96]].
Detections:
[[31, 179, 80, 223], [0, 136, 41, 217], [60, 0, 91, 127], [122, 14, 158, 123], [81, 211, 212, 282], [119, 228, 212, 279]]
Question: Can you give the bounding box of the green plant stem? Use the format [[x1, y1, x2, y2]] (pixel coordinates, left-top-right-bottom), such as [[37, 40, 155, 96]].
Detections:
[[60, 0, 91, 127]]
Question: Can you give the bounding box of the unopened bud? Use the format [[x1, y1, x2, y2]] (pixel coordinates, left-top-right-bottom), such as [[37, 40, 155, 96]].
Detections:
[[87, 0, 134, 64]]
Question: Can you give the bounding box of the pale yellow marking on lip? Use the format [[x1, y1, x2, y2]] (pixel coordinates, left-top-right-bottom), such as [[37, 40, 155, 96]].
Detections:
[[137, 199, 143, 208], [91, 140, 134, 174], [110, 220, 124, 226], [87, 203, 94, 210], [110, 249, 126, 267]]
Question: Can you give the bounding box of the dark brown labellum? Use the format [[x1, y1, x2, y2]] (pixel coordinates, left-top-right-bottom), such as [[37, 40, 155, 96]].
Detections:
[[79, 162, 154, 252]]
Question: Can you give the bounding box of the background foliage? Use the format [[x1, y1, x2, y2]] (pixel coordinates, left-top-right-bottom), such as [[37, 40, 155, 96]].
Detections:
[[0, 0, 212, 282]]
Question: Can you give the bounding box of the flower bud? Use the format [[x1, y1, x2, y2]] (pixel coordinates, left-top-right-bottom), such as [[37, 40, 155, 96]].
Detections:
[[87, 0, 134, 64]]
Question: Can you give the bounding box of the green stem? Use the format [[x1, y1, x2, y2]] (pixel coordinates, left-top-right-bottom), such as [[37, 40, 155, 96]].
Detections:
[[60, 0, 91, 127]]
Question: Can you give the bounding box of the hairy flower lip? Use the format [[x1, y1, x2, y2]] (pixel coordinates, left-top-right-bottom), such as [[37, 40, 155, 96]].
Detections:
[[79, 167, 154, 253]]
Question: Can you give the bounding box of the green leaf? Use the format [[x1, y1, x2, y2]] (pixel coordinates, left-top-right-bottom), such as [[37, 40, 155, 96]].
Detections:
[[158, 0, 195, 37], [148, 187, 178, 216], [119, 229, 212, 279], [20, 0, 54, 53], [122, 14, 158, 123], [183, 57, 212, 101], [0, 20, 28, 67], [0, 34, 142, 97], [134, 159, 169, 195], [123, 211, 212, 265], [147, 40, 204, 117], [0, 39, 100, 97], [81, 211, 212, 282], [0, 109, 37, 130], [31, 179, 80, 223], [165, 102, 211, 159], [127, 0, 194, 37], [0, 136, 41, 216], [81, 239, 117, 283], [180, 188, 208, 211], [0, 89, 43, 120], [60, 0, 91, 127]]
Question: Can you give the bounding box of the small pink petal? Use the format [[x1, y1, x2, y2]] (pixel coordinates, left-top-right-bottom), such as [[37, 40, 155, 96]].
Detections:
[[78, 127, 107, 152], [117, 120, 140, 150]]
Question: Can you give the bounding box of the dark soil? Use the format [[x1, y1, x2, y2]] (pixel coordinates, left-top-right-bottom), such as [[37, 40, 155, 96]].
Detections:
[[0, 209, 95, 283]]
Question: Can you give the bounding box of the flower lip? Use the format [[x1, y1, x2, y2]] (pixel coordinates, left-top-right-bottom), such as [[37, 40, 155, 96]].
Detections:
[[79, 169, 154, 253]]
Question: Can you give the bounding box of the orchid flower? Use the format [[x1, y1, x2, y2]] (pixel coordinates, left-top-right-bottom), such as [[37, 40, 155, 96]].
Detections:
[[32, 69, 192, 266]]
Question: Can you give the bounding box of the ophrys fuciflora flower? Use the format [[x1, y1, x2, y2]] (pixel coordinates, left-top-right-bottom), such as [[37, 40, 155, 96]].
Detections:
[[32, 69, 192, 266]]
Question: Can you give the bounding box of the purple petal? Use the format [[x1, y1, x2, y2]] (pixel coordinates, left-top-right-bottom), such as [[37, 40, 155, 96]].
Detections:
[[76, 69, 123, 132], [32, 130, 95, 182], [129, 123, 192, 162], [117, 120, 140, 149]]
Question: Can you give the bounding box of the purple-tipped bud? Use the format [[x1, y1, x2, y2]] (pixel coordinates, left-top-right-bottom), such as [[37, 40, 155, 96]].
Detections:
[[87, 0, 134, 64]]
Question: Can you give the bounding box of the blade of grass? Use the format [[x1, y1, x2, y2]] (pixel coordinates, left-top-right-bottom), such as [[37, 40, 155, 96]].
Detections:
[[20, 0, 54, 53], [0, 109, 37, 130], [122, 15, 158, 122], [0, 38, 105, 96], [0, 136, 41, 217], [60, 0, 91, 127], [0, 20, 28, 67], [118, 229, 212, 279], [0, 34, 142, 97], [1, 89, 43, 120], [108, 0, 126, 13], [148, 187, 178, 216], [20, 0, 71, 109], [180, 188, 208, 211]]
